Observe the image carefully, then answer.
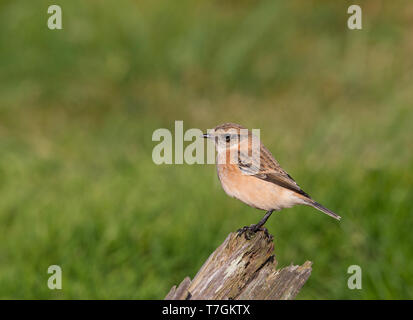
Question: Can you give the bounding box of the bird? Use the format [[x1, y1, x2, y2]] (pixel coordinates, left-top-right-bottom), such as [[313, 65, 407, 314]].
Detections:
[[203, 123, 341, 233]]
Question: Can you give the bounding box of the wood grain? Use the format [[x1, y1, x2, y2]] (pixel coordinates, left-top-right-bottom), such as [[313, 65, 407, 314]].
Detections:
[[165, 229, 312, 300]]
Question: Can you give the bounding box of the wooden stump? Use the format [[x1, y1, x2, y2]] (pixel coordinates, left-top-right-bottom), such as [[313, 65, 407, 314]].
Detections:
[[165, 229, 312, 300]]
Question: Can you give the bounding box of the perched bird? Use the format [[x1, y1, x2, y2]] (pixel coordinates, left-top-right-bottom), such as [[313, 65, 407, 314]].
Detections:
[[203, 123, 341, 233]]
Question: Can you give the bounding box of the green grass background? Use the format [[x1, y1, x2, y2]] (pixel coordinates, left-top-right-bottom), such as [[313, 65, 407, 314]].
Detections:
[[0, 0, 412, 299]]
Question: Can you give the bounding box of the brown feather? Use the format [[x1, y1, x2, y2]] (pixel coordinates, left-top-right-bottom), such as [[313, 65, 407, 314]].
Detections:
[[238, 144, 311, 199]]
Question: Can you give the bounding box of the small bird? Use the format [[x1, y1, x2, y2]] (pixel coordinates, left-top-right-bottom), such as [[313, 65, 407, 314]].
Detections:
[[203, 123, 341, 233]]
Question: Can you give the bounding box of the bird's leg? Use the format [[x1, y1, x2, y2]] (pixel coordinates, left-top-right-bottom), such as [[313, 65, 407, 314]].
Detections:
[[237, 210, 274, 236], [250, 210, 274, 232]]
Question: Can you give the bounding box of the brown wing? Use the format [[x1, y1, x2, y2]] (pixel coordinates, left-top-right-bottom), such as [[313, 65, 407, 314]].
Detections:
[[238, 145, 311, 199]]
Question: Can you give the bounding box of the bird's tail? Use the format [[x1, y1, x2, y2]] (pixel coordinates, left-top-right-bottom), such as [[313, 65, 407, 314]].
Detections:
[[306, 200, 341, 220]]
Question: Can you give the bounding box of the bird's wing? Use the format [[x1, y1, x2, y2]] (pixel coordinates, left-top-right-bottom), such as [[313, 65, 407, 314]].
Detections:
[[238, 145, 311, 198]]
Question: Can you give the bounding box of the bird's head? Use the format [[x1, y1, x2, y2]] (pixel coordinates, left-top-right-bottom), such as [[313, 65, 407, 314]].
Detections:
[[203, 123, 258, 154]]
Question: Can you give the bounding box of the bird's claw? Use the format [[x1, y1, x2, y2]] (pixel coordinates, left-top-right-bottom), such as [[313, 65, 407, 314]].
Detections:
[[237, 224, 268, 240]]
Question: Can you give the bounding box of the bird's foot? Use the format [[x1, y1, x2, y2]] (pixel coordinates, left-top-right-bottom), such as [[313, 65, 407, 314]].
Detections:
[[237, 224, 269, 240]]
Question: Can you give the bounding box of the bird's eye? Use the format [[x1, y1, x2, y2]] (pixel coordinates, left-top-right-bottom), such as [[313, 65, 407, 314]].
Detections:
[[225, 135, 231, 143]]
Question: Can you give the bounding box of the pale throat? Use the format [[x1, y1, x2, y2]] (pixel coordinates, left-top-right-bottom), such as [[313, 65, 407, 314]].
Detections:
[[216, 143, 244, 165]]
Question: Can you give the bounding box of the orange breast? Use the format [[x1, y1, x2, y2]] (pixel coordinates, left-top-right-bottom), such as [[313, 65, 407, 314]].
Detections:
[[217, 163, 301, 211]]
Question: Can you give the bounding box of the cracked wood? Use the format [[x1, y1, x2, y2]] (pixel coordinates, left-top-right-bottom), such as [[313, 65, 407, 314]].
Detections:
[[165, 229, 312, 300]]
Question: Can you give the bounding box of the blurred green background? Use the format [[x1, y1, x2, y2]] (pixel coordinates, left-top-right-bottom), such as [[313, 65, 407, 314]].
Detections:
[[0, 0, 412, 299]]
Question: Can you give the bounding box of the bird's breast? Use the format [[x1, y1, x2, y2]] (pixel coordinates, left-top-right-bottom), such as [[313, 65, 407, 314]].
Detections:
[[216, 163, 302, 211]]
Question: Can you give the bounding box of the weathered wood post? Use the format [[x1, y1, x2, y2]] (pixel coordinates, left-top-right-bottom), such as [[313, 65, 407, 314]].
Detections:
[[165, 229, 312, 300]]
